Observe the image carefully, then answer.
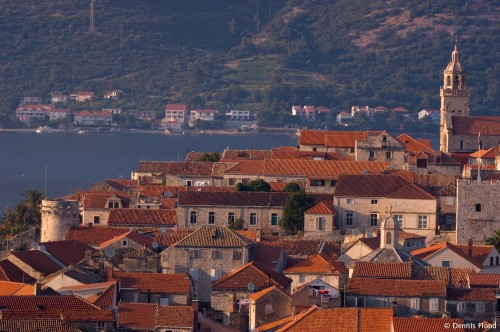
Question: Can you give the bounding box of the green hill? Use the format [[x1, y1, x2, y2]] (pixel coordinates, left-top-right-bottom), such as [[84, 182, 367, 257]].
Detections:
[[0, 0, 498, 127]]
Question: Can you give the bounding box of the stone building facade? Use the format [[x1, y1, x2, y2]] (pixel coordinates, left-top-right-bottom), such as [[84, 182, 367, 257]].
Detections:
[[355, 131, 405, 169], [456, 179, 500, 245], [40, 200, 80, 243]]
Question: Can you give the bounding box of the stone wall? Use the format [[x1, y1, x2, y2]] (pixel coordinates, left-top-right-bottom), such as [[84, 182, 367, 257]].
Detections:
[[345, 295, 445, 318], [40, 200, 80, 242], [82, 209, 110, 226], [456, 179, 500, 245]]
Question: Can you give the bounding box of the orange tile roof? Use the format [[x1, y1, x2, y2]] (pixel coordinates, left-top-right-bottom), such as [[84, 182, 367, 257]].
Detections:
[[40, 240, 96, 266], [334, 174, 436, 199], [411, 242, 493, 269], [299, 130, 331, 145], [137, 161, 214, 176], [0, 295, 100, 311], [65, 226, 130, 245], [113, 272, 191, 294], [172, 225, 254, 248], [347, 278, 447, 297], [221, 149, 272, 161], [0, 260, 35, 283], [0, 318, 79, 331], [393, 317, 465, 332], [452, 116, 500, 136], [118, 302, 157, 330], [398, 231, 425, 240], [248, 285, 290, 302], [154, 230, 193, 248], [256, 315, 295, 332], [86, 282, 117, 308], [156, 305, 194, 329], [324, 132, 369, 148], [0, 281, 34, 296], [305, 201, 335, 214], [271, 147, 349, 161], [98, 230, 153, 250], [80, 192, 131, 209], [252, 241, 284, 270], [212, 262, 291, 291], [352, 261, 412, 279], [275, 307, 392, 332], [470, 273, 500, 287], [469, 146, 499, 159], [447, 287, 497, 302], [285, 253, 347, 274], [7, 250, 63, 276], [107, 208, 177, 227]]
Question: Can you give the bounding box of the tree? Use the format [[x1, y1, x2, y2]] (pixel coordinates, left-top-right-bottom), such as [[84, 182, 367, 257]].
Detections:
[[283, 182, 301, 192], [228, 217, 244, 230], [486, 230, 500, 252], [197, 152, 221, 162], [248, 179, 271, 192], [21, 189, 44, 226], [281, 190, 315, 235]]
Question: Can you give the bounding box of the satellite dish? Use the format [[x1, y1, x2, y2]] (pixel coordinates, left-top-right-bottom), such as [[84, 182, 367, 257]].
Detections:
[[105, 248, 116, 258], [160, 227, 167, 233], [31, 242, 39, 250], [151, 242, 159, 249], [247, 282, 255, 292], [39, 245, 46, 253]]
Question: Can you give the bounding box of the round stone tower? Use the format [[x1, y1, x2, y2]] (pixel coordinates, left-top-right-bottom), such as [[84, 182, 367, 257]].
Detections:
[[40, 199, 80, 242]]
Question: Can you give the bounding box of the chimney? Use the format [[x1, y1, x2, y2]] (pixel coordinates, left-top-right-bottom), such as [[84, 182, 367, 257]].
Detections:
[[107, 267, 113, 282], [192, 300, 199, 331], [256, 229, 262, 242], [468, 237, 473, 256], [33, 282, 42, 296]]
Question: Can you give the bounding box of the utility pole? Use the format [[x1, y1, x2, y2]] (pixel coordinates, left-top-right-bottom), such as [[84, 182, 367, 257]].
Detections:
[[89, 0, 95, 34]]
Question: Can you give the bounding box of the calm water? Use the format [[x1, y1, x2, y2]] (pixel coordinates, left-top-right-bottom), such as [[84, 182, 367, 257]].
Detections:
[[0, 131, 298, 212]]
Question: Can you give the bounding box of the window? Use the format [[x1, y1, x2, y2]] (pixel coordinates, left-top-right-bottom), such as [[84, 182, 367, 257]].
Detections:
[[271, 213, 278, 226], [210, 268, 222, 281], [457, 302, 466, 312], [212, 250, 222, 259], [93, 216, 100, 224], [96, 322, 105, 330], [460, 140, 464, 150], [299, 275, 306, 283], [416, 158, 428, 168], [476, 302, 485, 312], [370, 213, 378, 227], [411, 298, 420, 310], [442, 261, 451, 268], [228, 212, 235, 224], [430, 298, 439, 312], [159, 297, 169, 306], [346, 198, 354, 205], [344, 212, 355, 226], [475, 204, 482, 212], [490, 257, 494, 266], [386, 151, 392, 159], [356, 297, 365, 307], [189, 250, 199, 259], [386, 232, 392, 244], [418, 215, 428, 229], [190, 211, 197, 224], [370, 199, 378, 205], [369, 151, 375, 159], [446, 197, 455, 206], [233, 250, 242, 260], [208, 212, 215, 225], [228, 178, 235, 185], [394, 214, 404, 228], [316, 217, 325, 231], [496, 257, 499, 265], [329, 180, 337, 187], [122, 240, 128, 247], [310, 179, 326, 187], [186, 180, 192, 187], [249, 213, 257, 226]]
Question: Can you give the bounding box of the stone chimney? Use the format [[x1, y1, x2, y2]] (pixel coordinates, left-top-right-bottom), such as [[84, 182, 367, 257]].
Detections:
[[468, 237, 473, 257], [107, 266, 113, 282], [256, 229, 262, 242]]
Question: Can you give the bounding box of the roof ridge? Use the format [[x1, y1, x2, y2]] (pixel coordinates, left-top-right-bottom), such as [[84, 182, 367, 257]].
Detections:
[[276, 306, 318, 332]]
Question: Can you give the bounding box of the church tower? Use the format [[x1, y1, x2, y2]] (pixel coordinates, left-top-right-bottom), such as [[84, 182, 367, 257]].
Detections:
[[440, 45, 471, 152]]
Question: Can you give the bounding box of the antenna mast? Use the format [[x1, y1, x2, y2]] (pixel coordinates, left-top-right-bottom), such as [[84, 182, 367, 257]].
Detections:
[[89, 0, 95, 34]]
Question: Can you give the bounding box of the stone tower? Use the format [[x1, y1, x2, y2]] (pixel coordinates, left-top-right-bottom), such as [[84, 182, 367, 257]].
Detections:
[[440, 44, 471, 152], [380, 216, 399, 250], [40, 199, 80, 242]]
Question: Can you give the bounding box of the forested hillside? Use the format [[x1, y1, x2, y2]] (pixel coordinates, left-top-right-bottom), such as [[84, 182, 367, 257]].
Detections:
[[0, 0, 498, 127]]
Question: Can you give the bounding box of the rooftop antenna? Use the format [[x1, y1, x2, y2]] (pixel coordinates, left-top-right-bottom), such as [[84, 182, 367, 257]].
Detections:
[[44, 164, 47, 199], [89, 0, 95, 34]]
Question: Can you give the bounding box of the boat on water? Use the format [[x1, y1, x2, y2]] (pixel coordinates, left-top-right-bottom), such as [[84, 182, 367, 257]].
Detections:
[[35, 126, 53, 134], [77, 130, 86, 134]]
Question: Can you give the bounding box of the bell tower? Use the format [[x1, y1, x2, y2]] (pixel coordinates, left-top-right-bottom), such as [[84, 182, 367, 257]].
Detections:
[[440, 44, 471, 152]]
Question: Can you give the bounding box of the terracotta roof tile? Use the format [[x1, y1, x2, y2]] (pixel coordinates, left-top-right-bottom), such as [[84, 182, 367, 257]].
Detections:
[[252, 241, 284, 270], [452, 116, 500, 136], [113, 272, 191, 294], [221, 149, 272, 161], [275, 307, 392, 332], [271, 147, 348, 161], [0, 318, 79, 331], [280, 238, 331, 257], [347, 278, 447, 297], [137, 161, 214, 176], [234, 230, 258, 242], [107, 208, 177, 227], [80, 192, 131, 209], [248, 285, 290, 302], [165, 104, 187, 111], [352, 261, 412, 279], [40, 240, 96, 266], [414, 266, 475, 288], [305, 201, 335, 214], [212, 262, 291, 291], [0, 295, 100, 311], [65, 226, 130, 246], [0, 281, 34, 296], [79, 282, 117, 308], [447, 287, 497, 302], [398, 231, 425, 240], [156, 305, 194, 328], [0, 260, 36, 283], [98, 230, 153, 250], [7, 251, 63, 276], [285, 253, 347, 274], [334, 174, 436, 199], [154, 230, 193, 248], [469, 146, 499, 159], [118, 302, 157, 330], [411, 242, 493, 269], [255, 315, 294, 332], [393, 317, 465, 332], [172, 225, 254, 248], [470, 274, 500, 287]]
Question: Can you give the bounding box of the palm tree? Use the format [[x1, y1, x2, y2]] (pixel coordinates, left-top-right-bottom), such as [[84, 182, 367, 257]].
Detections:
[[486, 230, 500, 252], [21, 189, 44, 226]]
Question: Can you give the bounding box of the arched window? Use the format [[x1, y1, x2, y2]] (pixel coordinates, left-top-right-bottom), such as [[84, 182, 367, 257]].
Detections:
[[446, 76, 451, 87], [386, 232, 392, 245], [475, 204, 482, 212]]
